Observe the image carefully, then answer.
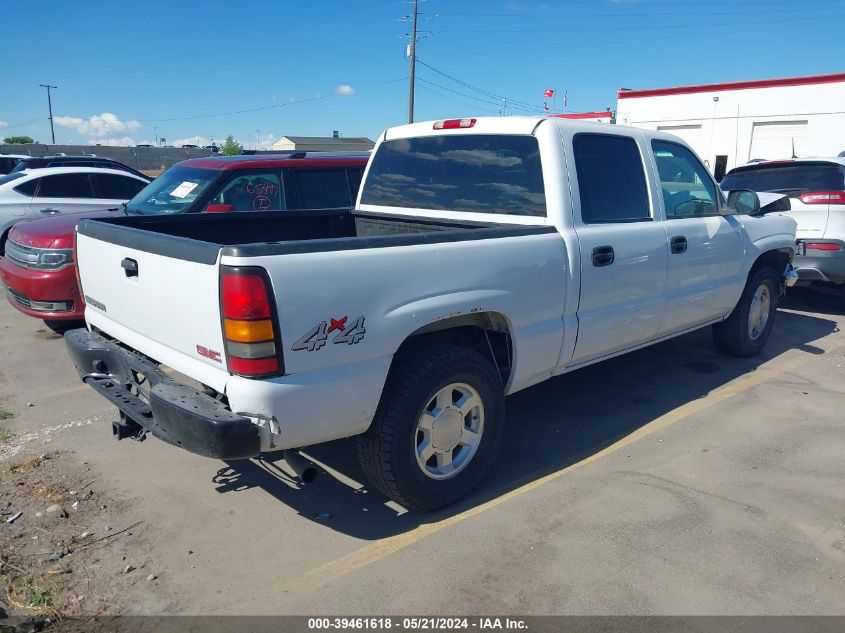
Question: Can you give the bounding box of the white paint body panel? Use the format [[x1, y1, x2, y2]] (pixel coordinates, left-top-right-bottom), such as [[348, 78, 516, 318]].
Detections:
[[75, 117, 797, 450]]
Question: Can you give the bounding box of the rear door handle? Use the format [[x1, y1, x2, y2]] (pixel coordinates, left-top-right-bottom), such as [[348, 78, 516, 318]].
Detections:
[[591, 245, 615, 267], [121, 258, 138, 278], [39, 208, 61, 214], [670, 235, 688, 254]]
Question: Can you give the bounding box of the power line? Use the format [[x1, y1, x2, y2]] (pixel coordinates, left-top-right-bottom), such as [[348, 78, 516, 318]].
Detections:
[[416, 77, 510, 111], [416, 59, 542, 112], [138, 76, 408, 124], [435, 2, 845, 17], [415, 82, 500, 115], [1, 116, 43, 131], [432, 13, 845, 33]]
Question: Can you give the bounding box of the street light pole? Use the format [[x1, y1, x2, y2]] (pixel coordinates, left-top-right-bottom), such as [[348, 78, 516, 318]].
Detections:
[[39, 84, 57, 144], [408, 0, 418, 124]]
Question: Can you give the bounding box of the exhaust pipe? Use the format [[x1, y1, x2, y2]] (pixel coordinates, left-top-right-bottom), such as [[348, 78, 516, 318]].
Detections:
[[283, 449, 318, 484]]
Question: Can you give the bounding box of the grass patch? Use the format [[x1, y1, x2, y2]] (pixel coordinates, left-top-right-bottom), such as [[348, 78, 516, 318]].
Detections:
[[30, 586, 45, 608], [0, 410, 13, 421], [0, 427, 12, 443]]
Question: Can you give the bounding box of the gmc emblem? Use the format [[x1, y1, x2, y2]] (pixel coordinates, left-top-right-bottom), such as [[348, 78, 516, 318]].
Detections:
[[196, 345, 222, 363]]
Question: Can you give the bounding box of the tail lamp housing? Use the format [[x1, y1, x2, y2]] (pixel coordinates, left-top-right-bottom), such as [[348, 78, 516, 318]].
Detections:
[[220, 266, 284, 377], [798, 191, 845, 205], [805, 242, 842, 252]]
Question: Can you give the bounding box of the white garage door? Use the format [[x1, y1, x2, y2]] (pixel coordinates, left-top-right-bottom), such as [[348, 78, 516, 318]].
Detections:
[[749, 120, 808, 161], [657, 124, 704, 152]]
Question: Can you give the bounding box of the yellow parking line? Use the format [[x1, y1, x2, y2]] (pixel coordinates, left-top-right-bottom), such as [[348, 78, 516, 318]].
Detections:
[[304, 340, 841, 588]]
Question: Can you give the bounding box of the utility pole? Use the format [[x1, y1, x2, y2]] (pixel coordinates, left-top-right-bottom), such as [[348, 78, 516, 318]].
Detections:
[[154, 125, 159, 147], [408, 0, 418, 124], [39, 84, 57, 144]]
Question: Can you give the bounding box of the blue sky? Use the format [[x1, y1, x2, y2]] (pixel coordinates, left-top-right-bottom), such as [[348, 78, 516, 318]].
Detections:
[[2, 0, 844, 148]]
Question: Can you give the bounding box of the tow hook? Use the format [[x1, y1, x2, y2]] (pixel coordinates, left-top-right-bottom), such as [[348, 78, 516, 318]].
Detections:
[[112, 412, 147, 442]]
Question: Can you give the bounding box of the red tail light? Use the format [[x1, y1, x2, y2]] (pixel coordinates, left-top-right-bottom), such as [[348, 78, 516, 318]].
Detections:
[[220, 266, 283, 377], [805, 242, 842, 251], [433, 118, 477, 130], [798, 191, 845, 205]]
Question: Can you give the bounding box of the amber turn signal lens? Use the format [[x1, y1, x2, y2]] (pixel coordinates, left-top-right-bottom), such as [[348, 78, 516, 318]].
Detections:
[[224, 318, 275, 343]]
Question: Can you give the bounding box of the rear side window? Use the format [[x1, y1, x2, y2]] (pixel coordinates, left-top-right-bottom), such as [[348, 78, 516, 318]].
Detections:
[[347, 168, 363, 198], [294, 169, 352, 209], [720, 163, 845, 194], [573, 133, 650, 223], [0, 157, 22, 175], [91, 173, 147, 199], [36, 173, 95, 198], [12, 177, 39, 196], [210, 171, 284, 212], [360, 134, 546, 216]]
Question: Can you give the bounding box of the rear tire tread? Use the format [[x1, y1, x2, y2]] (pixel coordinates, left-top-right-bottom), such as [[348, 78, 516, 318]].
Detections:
[[357, 342, 504, 512]]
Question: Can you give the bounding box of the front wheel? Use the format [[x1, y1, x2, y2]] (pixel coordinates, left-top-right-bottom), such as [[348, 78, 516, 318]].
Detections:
[[357, 343, 505, 512], [713, 267, 780, 357]]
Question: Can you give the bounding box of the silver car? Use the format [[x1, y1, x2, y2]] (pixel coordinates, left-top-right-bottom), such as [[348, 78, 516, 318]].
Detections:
[[721, 158, 845, 303]]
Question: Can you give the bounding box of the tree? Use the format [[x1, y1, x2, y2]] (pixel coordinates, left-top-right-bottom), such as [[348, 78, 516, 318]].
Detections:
[[3, 135, 35, 144], [220, 135, 243, 156]]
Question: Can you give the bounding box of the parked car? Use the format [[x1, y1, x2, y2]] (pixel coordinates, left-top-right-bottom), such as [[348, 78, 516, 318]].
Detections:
[[720, 158, 845, 302], [65, 117, 796, 511], [11, 154, 148, 179], [0, 167, 150, 238], [0, 153, 368, 332], [0, 154, 28, 175]]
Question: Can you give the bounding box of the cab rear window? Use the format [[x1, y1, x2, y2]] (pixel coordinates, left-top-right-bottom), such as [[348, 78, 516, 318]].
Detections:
[[360, 134, 546, 216], [720, 162, 845, 194]]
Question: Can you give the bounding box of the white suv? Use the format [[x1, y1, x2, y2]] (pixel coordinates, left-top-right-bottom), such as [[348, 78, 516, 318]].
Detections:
[[721, 158, 845, 302], [0, 166, 150, 238]]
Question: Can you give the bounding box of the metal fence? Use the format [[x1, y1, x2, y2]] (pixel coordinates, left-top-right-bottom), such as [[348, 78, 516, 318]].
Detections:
[[0, 144, 215, 173]]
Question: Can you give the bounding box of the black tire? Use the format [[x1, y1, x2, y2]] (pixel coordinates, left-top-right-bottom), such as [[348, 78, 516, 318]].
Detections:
[[357, 343, 505, 512], [713, 267, 780, 357], [43, 319, 85, 335]]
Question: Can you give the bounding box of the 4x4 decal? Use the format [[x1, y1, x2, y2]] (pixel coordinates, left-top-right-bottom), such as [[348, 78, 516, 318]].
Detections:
[[292, 316, 366, 352]]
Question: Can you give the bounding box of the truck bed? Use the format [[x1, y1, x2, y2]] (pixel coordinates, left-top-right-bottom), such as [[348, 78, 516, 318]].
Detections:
[[77, 209, 555, 264]]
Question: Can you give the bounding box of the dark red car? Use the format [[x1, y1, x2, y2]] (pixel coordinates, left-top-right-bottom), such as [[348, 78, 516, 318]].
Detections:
[[0, 153, 368, 332]]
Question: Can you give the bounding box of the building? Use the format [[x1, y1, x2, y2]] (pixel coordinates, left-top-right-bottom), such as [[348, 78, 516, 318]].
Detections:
[[615, 72, 845, 180], [271, 135, 374, 152]]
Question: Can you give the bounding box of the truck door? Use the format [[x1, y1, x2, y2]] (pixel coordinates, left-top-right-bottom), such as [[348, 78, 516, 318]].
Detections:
[[567, 131, 669, 365], [651, 140, 744, 336]]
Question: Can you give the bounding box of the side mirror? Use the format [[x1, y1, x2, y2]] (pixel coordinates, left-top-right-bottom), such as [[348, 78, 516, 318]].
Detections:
[[205, 203, 234, 213], [725, 189, 760, 216]]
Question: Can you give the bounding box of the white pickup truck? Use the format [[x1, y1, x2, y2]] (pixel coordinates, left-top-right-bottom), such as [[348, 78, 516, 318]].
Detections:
[[65, 116, 798, 511]]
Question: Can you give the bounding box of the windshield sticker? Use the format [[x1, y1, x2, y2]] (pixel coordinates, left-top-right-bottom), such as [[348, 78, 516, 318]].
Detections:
[[170, 181, 199, 199]]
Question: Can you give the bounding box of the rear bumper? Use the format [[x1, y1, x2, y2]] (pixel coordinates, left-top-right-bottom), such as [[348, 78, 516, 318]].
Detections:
[[0, 256, 84, 319], [65, 328, 260, 460], [794, 240, 845, 284]]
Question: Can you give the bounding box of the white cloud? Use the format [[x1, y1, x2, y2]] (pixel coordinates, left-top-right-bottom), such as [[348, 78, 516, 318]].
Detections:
[[0, 120, 7, 129], [336, 84, 356, 96], [87, 136, 136, 147], [54, 112, 142, 137], [171, 136, 213, 147]]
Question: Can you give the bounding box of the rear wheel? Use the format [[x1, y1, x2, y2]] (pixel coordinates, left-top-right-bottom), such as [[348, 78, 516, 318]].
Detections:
[[44, 319, 85, 335], [357, 343, 505, 512], [713, 267, 780, 357]]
